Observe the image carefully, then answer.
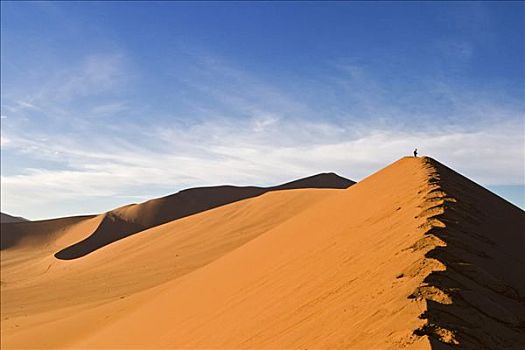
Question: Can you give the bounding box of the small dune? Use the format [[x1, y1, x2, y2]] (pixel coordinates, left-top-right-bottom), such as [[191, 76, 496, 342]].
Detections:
[[0, 215, 96, 250], [0, 212, 29, 224], [51, 172, 353, 259]]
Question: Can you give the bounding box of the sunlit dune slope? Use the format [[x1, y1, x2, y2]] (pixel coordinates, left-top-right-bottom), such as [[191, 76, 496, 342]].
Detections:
[[2, 157, 524, 349], [67, 156, 447, 349], [1, 173, 352, 257], [1, 188, 342, 348], [67, 157, 525, 349]]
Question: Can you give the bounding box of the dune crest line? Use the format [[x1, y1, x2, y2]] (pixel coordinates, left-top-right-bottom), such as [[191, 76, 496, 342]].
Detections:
[[2, 157, 524, 349], [53, 173, 354, 260], [410, 158, 525, 348]]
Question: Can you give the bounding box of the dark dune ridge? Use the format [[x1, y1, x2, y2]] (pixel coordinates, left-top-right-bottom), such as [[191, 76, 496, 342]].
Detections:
[[0, 212, 29, 224], [0, 215, 94, 250], [0, 173, 352, 259], [411, 158, 525, 348]]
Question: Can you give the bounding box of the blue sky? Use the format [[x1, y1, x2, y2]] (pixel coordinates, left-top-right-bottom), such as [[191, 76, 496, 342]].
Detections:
[[1, 1, 524, 219]]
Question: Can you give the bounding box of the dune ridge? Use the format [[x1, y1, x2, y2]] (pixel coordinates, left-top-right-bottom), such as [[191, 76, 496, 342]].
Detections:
[[0, 215, 96, 251], [53, 172, 353, 259], [70, 157, 523, 349], [1, 157, 523, 349], [0, 213, 28, 224], [409, 158, 525, 348]]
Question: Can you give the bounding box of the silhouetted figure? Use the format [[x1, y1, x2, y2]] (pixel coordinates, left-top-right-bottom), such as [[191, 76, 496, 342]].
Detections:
[[413, 148, 418, 157]]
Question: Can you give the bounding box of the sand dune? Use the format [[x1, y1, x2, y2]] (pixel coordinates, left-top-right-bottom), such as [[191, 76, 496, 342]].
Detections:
[[1, 174, 350, 348], [51, 172, 353, 259], [1, 157, 524, 349], [1, 189, 338, 323], [0, 215, 96, 251], [0, 213, 28, 224]]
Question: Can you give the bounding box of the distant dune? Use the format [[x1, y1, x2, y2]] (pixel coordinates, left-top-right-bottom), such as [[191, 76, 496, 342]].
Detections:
[[1, 158, 523, 349], [0, 172, 349, 260], [0, 212, 28, 224]]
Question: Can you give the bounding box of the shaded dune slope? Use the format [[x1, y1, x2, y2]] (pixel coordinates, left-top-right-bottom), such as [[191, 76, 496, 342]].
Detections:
[[0, 173, 352, 259], [0, 213, 29, 224], [54, 172, 353, 259], [0, 215, 95, 251], [410, 159, 525, 348]]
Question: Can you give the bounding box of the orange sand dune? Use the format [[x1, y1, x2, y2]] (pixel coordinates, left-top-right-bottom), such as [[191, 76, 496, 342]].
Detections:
[[1, 157, 524, 349], [52, 172, 353, 259], [1, 188, 342, 347], [1, 173, 351, 259]]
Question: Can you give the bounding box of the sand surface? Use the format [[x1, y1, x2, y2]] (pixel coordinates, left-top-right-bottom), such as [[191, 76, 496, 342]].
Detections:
[[1, 157, 524, 349], [0, 213, 28, 224]]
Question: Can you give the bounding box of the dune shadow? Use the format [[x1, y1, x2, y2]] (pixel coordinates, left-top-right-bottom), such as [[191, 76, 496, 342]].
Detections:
[[415, 159, 525, 349], [1, 215, 95, 250], [54, 173, 354, 260], [54, 213, 146, 260]]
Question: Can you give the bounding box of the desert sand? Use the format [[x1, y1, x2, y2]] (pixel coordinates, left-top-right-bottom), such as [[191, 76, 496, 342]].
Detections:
[[1, 157, 524, 349], [0, 213, 28, 224]]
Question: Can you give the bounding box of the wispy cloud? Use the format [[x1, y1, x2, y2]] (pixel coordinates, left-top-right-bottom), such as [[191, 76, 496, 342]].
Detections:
[[1, 48, 524, 219], [1, 53, 129, 127], [37, 53, 127, 102], [2, 112, 523, 219]]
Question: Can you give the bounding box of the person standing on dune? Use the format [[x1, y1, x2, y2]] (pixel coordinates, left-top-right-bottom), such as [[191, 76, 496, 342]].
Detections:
[[413, 148, 418, 157]]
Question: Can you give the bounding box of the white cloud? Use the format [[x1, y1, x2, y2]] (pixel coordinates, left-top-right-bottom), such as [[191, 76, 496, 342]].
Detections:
[[0, 135, 9, 146], [1, 50, 524, 219], [2, 114, 523, 220]]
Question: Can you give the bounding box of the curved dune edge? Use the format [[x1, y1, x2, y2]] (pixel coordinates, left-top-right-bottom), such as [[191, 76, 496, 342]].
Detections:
[[53, 172, 353, 260], [1, 189, 342, 348], [1, 157, 524, 349], [411, 159, 525, 348], [0, 215, 97, 251], [1, 173, 352, 259], [69, 157, 443, 349], [0, 213, 28, 224]]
